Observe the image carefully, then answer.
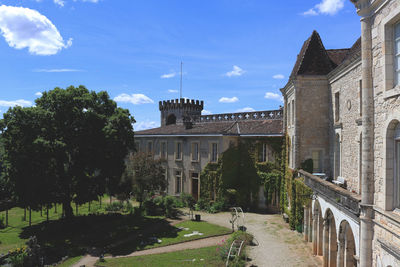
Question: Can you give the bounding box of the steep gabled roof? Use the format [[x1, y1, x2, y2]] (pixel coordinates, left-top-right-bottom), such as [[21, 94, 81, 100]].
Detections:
[[290, 30, 337, 78]]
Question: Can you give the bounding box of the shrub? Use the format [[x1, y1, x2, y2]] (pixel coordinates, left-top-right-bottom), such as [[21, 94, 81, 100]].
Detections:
[[105, 201, 124, 212], [229, 231, 254, 245], [143, 199, 158, 216], [180, 193, 196, 209], [195, 198, 210, 211], [207, 200, 225, 213], [0, 216, 5, 229], [163, 196, 177, 218]]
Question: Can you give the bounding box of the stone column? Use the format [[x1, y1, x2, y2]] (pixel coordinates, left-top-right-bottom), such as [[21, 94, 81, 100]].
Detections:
[[360, 13, 374, 267], [323, 218, 329, 267], [304, 205, 309, 241], [337, 237, 344, 267], [313, 212, 318, 255], [308, 206, 313, 242]]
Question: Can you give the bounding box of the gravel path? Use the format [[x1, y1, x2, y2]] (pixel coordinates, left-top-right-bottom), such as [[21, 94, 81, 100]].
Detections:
[[71, 234, 230, 267], [188, 210, 321, 267]]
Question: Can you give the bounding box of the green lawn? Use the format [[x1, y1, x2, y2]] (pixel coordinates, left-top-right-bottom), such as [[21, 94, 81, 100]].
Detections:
[[106, 220, 231, 256], [0, 197, 113, 255], [56, 255, 83, 267], [96, 246, 225, 267], [0, 201, 229, 266]]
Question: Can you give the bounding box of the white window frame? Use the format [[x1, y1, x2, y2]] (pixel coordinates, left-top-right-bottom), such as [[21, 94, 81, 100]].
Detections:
[[191, 142, 200, 162], [175, 141, 182, 161], [335, 92, 340, 122], [209, 142, 218, 163], [175, 169, 182, 194], [160, 141, 167, 159], [259, 143, 269, 162], [287, 102, 291, 126], [147, 141, 153, 154]]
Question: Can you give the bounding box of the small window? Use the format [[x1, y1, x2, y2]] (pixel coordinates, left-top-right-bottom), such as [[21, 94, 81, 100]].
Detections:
[[147, 141, 153, 154], [210, 143, 218, 163], [312, 150, 322, 173], [175, 170, 182, 194], [191, 142, 199, 161], [359, 80, 362, 116], [395, 124, 400, 208], [160, 141, 167, 159], [394, 22, 400, 86], [175, 142, 182, 160], [335, 92, 340, 122], [291, 100, 295, 126], [135, 141, 140, 152], [287, 102, 291, 126], [259, 143, 269, 162]]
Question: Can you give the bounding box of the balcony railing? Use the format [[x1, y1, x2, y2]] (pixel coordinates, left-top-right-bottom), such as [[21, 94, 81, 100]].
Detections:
[[298, 170, 361, 216], [199, 109, 283, 123]]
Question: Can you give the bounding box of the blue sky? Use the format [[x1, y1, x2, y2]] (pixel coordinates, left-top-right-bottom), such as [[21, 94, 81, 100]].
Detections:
[[0, 0, 360, 130]]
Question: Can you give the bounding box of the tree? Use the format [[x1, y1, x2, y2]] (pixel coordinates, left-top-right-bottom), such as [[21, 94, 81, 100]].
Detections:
[[123, 152, 167, 209], [220, 141, 260, 209], [0, 86, 135, 218]]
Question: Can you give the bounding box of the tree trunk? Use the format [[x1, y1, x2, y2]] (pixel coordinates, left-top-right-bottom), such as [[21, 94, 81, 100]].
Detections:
[[110, 196, 112, 204], [29, 207, 32, 227], [88, 201, 91, 212], [75, 203, 78, 215], [6, 209, 8, 227], [99, 196, 102, 208], [24, 207, 26, 221], [40, 206, 42, 217], [46, 206, 49, 221], [63, 201, 73, 219], [54, 203, 57, 214]]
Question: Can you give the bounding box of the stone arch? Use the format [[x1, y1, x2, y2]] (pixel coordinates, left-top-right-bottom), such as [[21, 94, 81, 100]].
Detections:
[[385, 119, 400, 210], [166, 114, 176, 125], [312, 199, 323, 256], [338, 220, 356, 267], [324, 209, 337, 267]]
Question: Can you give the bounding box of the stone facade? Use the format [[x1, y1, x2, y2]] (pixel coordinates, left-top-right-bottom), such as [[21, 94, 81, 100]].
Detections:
[[135, 99, 283, 204], [283, 1, 400, 266]]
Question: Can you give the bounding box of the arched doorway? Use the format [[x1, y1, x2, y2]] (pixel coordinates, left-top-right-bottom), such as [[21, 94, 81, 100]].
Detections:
[[313, 200, 323, 256], [324, 209, 337, 267], [166, 114, 176, 125], [338, 220, 356, 267]]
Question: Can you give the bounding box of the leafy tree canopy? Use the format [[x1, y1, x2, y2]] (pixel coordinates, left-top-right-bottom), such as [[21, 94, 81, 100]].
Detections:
[[122, 152, 167, 208], [0, 86, 135, 217]]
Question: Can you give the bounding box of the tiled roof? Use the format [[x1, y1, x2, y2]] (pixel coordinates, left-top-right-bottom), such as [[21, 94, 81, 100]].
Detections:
[[290, 30, 336, 78], [289, 31, 361, 80], [135, 119, 283, 136]]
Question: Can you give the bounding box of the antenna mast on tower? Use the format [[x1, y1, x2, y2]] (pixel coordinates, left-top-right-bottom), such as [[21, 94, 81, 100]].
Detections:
[[180, 61, 183, 99]]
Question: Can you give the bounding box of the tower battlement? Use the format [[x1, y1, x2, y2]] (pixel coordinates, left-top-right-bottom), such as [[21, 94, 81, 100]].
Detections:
[[159, 98, 204, 126], [159, 98, 204, 111]]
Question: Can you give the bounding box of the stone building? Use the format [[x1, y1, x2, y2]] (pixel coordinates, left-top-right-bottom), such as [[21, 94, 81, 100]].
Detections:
[[281, 0, 400, 266], [135, 98, 283, 203]]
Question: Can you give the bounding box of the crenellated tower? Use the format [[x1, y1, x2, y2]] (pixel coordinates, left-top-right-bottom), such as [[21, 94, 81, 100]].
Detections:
[[159, 98, 204, 126]]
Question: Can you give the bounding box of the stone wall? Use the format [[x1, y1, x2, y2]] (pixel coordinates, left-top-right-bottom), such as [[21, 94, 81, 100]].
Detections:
[[366, 0, 400, 265], [329, 61, 362, 193]]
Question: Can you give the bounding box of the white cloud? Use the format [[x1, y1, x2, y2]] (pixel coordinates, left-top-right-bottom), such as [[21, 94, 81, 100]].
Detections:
[[0, 5, 72, 55], [236, 107, 255, 112], [225, 65, 245, 77], [161, 72, 176, 79], [303, 0, 345, 16], [264, 92, 284, 102], [168, 89, 178, 93], [114, 93, 154, 105], [219, 96, 239, 103], [35, 92, 43, 97], [272, 74, 285, 79], [201, 110, 212, 115], [54, 0, 65, 7], [134, 121, 159, 131], [0, 99, 32, 107], [33, 68, 82, 72]]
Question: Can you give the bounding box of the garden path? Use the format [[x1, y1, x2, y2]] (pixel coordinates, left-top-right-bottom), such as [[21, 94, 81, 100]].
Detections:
[[71, 234, 230, 267], [188, 210, 322, 267]]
